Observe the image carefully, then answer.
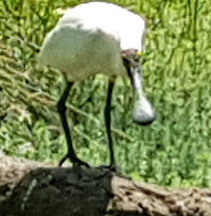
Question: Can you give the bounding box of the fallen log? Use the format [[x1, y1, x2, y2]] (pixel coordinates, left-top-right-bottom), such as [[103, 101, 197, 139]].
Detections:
[[0, 153, 210, 216]]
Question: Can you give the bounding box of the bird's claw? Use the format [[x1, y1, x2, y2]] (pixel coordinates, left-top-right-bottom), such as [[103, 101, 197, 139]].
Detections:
[[98, 164, 120, 173], [59, 153, 90, 168]]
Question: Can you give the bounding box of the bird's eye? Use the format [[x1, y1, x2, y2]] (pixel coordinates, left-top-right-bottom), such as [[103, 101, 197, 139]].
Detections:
[[122, 57, 130, 67]]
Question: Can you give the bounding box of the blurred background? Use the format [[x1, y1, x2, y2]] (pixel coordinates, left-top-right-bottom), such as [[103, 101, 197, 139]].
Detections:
[[0, 0, 211, 187]]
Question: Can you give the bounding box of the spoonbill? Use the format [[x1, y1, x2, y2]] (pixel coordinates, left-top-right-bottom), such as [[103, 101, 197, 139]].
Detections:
[[39, 1, 156, 168]]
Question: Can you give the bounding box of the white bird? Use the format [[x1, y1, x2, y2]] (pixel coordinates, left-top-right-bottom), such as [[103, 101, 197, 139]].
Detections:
[[39, 1, 156, 168]]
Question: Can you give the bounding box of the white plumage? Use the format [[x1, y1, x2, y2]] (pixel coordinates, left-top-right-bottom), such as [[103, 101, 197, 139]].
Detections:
[[39, 2, 155, 167], [39, 2, 145, 81]]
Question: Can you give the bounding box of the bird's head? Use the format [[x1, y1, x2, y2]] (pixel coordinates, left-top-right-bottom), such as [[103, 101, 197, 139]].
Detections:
[[122, 49, 156, 125]]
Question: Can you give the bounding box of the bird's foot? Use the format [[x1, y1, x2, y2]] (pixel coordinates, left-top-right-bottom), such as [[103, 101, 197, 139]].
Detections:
[[98, 164, 131, 179], [98, 164, 120, 173], [58, 153, 90, 168]]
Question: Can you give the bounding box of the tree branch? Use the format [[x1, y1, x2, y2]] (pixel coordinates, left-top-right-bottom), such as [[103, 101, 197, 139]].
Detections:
[[0, 153, 210, 216]]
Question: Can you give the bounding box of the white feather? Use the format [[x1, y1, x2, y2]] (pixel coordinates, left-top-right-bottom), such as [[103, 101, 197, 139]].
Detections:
[[39, 2, 156, 125], [39, 2, 145, 81]]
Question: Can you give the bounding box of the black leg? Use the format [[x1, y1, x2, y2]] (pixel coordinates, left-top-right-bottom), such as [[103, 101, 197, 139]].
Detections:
[[57, 81, 89, 167], [104, 80, 115, 167]]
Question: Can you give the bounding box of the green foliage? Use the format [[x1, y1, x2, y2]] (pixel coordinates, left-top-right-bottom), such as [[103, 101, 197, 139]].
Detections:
[[0, 0, 211, 187]]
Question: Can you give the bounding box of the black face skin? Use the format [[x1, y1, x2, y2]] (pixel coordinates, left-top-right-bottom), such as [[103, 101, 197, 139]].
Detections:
[[122, 49, 142, 89], [122, 49, 140, 80], [122, 49, 140, 65]]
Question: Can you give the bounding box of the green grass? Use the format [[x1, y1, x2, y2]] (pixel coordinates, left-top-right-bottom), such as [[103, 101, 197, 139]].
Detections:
[[0, 0, 211, 187]]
